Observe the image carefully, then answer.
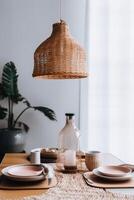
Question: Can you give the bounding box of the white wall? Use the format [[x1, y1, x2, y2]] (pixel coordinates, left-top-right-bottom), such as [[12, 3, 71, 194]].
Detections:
[[0, 0, 86, 152]]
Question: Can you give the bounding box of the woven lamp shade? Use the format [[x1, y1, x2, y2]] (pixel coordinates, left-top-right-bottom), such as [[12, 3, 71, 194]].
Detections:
[[33, 20, 88, 79]]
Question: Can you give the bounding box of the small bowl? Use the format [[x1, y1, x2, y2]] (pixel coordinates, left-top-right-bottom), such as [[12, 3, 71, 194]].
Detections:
[[41, 148, 58, 159]]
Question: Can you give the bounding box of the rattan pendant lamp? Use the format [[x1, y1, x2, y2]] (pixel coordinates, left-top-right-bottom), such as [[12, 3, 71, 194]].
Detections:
[[33, 1, 88, 79]]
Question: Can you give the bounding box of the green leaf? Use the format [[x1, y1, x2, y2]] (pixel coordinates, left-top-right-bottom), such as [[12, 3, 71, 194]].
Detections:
[[0, 83, 4, 100], [23, 99, 31, 107], [0, 106, 7, 119], [33, 106, 56, 121], [2, 62, 23, 103]]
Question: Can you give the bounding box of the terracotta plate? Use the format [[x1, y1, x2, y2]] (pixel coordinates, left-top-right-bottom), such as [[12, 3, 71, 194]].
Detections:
[[7, 165, 43, 177], [1, 164, 46, 182], [93, 168, 132, 181], [97, 165, 132, 177]]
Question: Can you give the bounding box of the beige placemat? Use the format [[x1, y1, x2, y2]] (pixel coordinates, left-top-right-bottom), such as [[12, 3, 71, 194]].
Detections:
[[84, 172, 134, 189], [0, 175, 57, 190], [0, 173, 134, 200], [0, 164, 57, 190]]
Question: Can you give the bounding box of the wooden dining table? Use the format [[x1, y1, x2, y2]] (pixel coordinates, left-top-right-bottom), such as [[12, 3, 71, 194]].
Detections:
[[0, 153, 134, 199]]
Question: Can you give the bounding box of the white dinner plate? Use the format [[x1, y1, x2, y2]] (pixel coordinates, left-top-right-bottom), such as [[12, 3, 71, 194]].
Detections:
[[93, 168, 133, 181], [97, 165, 132, 177], [1, 164, 47, 182]]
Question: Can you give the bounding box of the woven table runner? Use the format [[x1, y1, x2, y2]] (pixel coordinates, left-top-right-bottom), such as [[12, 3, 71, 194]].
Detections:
[[9, 173, 134, 200]]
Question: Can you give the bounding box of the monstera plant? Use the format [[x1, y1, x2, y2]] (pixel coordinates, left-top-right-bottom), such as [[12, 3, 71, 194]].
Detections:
[[0, 62, 56, 155]]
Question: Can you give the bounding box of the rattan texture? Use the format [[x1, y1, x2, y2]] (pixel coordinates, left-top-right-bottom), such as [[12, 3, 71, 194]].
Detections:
[[33, 20, 88, 79], [9, 173, 134, 200]]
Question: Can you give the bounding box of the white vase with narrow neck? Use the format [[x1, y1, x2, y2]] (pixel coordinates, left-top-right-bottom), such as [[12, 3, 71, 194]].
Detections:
[[58, 113, 80, 152]]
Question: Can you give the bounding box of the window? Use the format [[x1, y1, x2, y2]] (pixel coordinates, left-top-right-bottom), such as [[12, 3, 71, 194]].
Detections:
[[81, 0, 134, 163]]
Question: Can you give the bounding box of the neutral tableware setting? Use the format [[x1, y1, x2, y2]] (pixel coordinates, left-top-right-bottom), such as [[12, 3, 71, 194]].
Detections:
[[1, 164, 48, 182], [83, 156, 134, 189], [92, 165, 133, 182], [0, 152, 57, 191], [1, 152, 134, 200]]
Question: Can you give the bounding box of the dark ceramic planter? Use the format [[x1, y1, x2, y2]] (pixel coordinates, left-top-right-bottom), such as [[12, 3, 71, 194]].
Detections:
[[0, 129, 26, 155]]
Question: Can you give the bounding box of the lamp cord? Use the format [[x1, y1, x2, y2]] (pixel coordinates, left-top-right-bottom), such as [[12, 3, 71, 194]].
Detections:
[[60, 0, 62, 21]]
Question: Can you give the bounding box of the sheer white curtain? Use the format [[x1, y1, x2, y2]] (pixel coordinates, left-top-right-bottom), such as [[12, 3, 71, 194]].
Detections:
[[82, 0, 134, 163]]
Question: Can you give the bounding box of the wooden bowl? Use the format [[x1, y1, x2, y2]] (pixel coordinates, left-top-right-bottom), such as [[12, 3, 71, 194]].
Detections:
[[41, 148, 58, 159]]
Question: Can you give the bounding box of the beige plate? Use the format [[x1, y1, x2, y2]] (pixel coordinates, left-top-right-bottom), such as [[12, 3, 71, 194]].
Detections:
[[93, 168, 132, 181], [7, 165, 43, 177], [97, 165, 132, 177], [1, 165, 46, 182]]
